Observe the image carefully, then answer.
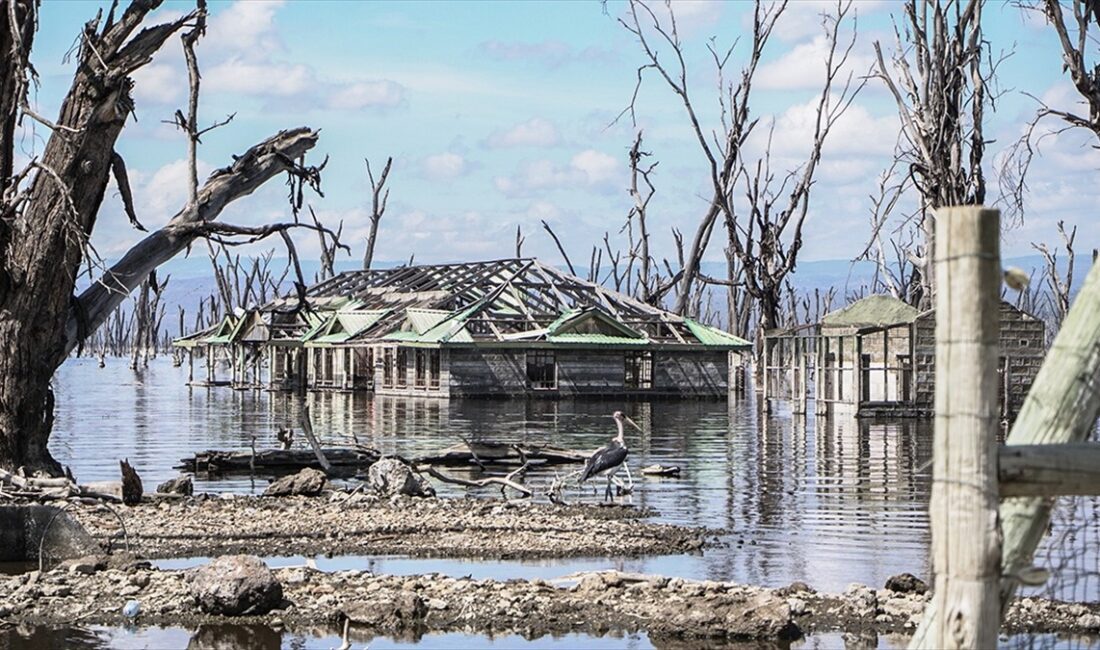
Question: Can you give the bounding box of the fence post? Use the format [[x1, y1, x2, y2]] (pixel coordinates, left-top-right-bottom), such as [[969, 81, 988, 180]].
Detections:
[[999, 258, 1100, 609], [911, 206, 1002, 649]]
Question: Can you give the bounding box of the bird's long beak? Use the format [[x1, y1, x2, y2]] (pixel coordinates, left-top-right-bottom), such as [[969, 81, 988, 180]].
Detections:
[[625, 417, 643, 432]]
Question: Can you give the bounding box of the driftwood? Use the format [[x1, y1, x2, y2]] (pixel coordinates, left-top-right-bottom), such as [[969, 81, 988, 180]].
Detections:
[[640, 464, 681, 477], [0, 468, 122, 503], [178, 447, 380, 474], [299, 406, 333, 474], [414, 440, 588, 467], [119, 459, 143, 506]]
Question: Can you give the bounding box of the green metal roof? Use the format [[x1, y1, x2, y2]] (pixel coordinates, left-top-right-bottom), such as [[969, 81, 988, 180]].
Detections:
[[684, 319, 751, 348], [547, 333, 649, 346], [821, 295, 918, 329], [545, 308, 645, 339], [406, 308, 451, 335], [307, 309, 388, 344]]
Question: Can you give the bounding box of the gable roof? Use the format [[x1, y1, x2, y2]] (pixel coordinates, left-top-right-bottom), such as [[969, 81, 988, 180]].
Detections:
[[822, 295, 919, 329]]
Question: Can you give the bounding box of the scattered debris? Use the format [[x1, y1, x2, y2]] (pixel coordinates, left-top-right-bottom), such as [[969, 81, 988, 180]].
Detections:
[[640, 464, 681, 477]]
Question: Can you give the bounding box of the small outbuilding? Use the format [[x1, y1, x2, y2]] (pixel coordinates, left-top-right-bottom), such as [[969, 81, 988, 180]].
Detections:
[[762, 294, 1045, 419]]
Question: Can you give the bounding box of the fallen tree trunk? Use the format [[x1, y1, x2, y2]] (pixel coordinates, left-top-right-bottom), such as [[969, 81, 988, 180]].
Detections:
[[414, 441, 588, 467], [178, 447, 380, 474]]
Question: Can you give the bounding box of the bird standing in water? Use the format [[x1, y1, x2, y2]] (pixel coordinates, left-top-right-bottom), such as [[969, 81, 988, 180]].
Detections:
[[581, 411, 642, 500]]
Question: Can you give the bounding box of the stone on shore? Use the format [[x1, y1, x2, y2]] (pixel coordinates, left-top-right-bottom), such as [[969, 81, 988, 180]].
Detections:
[[367, 458, 435, 498], [884, 572, 928, 595], [342, 591, 427, 626], [157, 476, 193, 496], [264, 468, 327, 497], [189, 555, 283, 616]]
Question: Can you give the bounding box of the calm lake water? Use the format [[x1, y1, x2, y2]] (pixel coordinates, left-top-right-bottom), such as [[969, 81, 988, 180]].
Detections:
[[50, 357, 933, 593], [33, 357, 1100, 648]]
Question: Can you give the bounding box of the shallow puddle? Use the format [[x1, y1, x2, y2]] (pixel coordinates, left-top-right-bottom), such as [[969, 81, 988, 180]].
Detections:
[[154, 553, 709, 583], [0, 624, 832, 649]]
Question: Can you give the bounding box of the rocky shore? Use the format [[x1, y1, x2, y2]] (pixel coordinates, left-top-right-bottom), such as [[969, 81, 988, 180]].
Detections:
[[68, 492, 708, 560], [3, 561, 1099, 643]]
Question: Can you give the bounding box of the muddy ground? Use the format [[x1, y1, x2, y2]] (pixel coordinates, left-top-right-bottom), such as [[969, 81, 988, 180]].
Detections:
[[67, 492, 708, 560]]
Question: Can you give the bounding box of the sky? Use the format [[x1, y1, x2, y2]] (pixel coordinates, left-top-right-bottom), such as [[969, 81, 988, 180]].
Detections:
[[22, 0, 1100, 272]]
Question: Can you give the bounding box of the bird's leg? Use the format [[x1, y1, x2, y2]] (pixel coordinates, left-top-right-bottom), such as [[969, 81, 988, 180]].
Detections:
[[605, 475, 613, 501]]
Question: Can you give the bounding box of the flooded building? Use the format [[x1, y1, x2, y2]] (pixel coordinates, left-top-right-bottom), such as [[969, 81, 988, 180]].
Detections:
[[762, 294, 1045, 419], [174, 258, 751, 399]]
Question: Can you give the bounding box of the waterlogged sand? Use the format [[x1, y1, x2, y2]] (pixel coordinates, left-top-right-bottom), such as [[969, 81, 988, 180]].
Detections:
[[69, 492, 709, 560]]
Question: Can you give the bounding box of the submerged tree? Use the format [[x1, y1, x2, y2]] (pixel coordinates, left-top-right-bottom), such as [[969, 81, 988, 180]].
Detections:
[[0, 0, 329, 474], [872, 0, 995, 309], [618, 0, 861, 334]]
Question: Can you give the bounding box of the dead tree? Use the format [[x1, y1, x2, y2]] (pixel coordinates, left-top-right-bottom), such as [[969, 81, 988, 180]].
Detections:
[[362, 156, 392, 269], [873, 0, 996, 309], [0, 1, 328, 474], [617, 0, 782, 318], [625, 131, 658, 303], [1032, 220, 1077, 333], [1002, 1, 1100, 228], [729, 2, 863, 332]]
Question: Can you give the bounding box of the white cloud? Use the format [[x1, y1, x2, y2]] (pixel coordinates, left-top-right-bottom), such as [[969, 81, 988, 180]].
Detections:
[[421, 152, 469, 181], [763, 100, 899, 159], [525, 200, 561, 222], [204, 57, 405, 110], [762, 0, 886, 43], [205, 0, 286, 58], [205, 58, 313, 97], [668, 1, 724, 35], [570, 149, 618, 184], [132, 63, 184, 105], [494, 149, 620, 198], [131, 1, 405, 111], [484, 118, 562, 148], [757, 34, 874, 91], [326, 81, 406, 110]]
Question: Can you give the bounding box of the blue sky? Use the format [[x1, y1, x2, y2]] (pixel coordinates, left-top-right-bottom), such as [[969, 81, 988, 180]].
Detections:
[[23, 0, 1099, 270]]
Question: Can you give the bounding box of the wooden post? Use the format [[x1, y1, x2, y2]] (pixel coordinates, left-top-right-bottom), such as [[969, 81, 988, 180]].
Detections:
[[187, 350, 194, 383], [911, 207, 1002, 650], [795, 340, 808, 415], [853, 335, 863, 412], [998, 258, 1100, 609], [761, 337, 770, 413]]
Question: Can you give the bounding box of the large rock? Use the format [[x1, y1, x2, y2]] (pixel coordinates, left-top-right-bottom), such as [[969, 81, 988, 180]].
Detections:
[[367, 458, 435, 498], [157, 476, 194, 496], [189, 555, 283, 616], [263, 468, 327, 497], [342, 591, 426, 626], [884, 572, 928, 595]]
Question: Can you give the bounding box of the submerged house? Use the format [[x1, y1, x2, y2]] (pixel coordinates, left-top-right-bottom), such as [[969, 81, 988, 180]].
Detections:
[[175, 258, 751, 399], [762, 294, 1045, 419]]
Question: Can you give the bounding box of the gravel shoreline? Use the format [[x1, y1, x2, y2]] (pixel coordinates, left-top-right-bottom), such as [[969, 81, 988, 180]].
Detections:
[[68, 492, 709, 560], [3, 494, 1096, 642], [3, 563, 1099, 642]]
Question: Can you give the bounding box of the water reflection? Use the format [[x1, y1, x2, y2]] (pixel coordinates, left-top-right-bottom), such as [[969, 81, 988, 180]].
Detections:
[[51, 358, 933, 591]]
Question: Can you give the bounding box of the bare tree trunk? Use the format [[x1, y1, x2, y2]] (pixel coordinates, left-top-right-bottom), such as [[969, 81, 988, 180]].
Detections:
[[363, 156, 392, 269], [1, 1, 193, 474]]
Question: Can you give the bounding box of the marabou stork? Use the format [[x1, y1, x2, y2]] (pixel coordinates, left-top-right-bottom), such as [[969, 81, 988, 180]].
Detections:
[[580, 411, 642, 499]]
